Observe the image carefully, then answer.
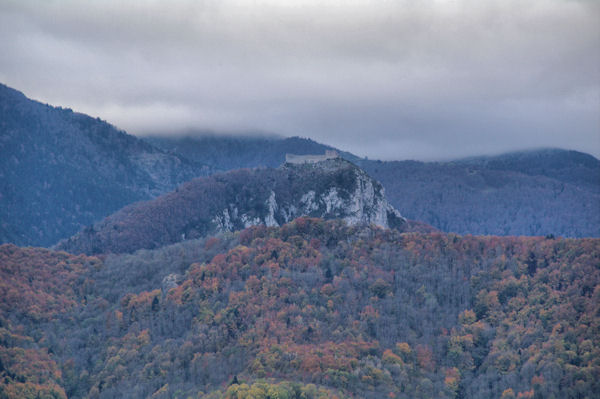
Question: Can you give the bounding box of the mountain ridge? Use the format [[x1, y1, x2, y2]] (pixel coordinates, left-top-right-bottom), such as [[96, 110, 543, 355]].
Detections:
[[56, 158, 407, 255], [0, 84, 208, 246], [1, 82, 598, 247], [147, 134, 599, 237]]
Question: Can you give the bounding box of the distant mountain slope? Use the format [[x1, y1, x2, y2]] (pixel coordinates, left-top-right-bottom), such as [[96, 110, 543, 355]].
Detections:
[[148, 135, 600, 237], [456, 148, 600, 191], [0, 84, 208, 247], [356, 150, 600, 237], [145, 134, 359, 171], [2, 80, 597, 248], [57, 158, 406, 254]]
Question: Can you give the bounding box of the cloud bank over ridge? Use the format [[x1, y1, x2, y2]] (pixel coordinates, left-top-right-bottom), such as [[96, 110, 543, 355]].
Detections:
[[1, 0, 598, 160]]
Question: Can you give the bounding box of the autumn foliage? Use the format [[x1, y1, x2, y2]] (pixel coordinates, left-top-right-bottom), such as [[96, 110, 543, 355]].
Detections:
[[1, 219, 599, 398], [0, 244, 99, 398]]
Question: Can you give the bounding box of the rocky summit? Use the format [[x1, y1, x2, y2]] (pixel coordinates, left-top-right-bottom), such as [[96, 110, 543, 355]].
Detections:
[[57, 157, 405, 255]]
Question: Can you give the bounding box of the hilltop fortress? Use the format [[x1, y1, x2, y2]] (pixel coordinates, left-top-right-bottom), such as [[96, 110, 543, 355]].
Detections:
[[285, 150, 339, 164]]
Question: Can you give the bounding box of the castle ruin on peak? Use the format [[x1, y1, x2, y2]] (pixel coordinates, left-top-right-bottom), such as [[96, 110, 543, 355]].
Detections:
[[285, 150, 339, 164]]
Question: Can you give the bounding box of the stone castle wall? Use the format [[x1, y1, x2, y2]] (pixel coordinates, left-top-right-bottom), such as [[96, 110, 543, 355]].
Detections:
[[285, 150, 339, 164]]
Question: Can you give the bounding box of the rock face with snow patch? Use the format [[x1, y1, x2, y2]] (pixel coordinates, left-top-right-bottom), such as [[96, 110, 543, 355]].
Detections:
[[57, 158, 405, 254]]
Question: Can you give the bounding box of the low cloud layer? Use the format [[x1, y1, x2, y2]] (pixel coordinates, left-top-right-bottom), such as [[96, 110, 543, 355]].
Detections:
[[1, 0, 598, 160]]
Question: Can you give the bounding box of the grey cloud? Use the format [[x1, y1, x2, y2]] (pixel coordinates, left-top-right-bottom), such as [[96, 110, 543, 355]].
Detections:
[[0, 0, 598, 160]]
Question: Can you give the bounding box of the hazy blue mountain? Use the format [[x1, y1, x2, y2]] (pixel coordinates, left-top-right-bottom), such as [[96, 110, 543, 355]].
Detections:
[[356, 150, 600, 237], [0, 84, 208, 247], [2, 81, 597, 248], [145, 134, 359, 171], [454, 148, 600, 191], [149, 135, 600, 237]]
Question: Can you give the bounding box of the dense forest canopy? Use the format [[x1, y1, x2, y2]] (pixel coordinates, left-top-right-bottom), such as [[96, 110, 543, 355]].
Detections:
[[1, 218, 598, 398], [0, 84, 206, 247]]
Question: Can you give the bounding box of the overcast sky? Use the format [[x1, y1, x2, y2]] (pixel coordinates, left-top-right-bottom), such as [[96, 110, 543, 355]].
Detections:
[[0, 0, 598, 160]]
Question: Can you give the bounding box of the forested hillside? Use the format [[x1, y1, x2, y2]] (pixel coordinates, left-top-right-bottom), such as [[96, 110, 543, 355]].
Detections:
[[357, 150, 600, 238], [57, 159, 406, 255], [1, 81, 597, 249], [145, 135, 358, 172], [1, 3, 597, 399], [149, 135, 600, 238], [0, 84, 207, 247], [2, 219, 599, 398], [0, 244, 100, 398]]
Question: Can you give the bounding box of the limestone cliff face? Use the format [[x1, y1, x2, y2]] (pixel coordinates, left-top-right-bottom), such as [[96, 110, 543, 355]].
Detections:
[[211, 159, 405, 232], [58, 158, 405, 254]]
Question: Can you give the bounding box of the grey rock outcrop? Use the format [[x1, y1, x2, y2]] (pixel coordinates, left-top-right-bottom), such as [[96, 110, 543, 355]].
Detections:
[[58, 158, 406, 254], [210, 158, 404, 233]]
